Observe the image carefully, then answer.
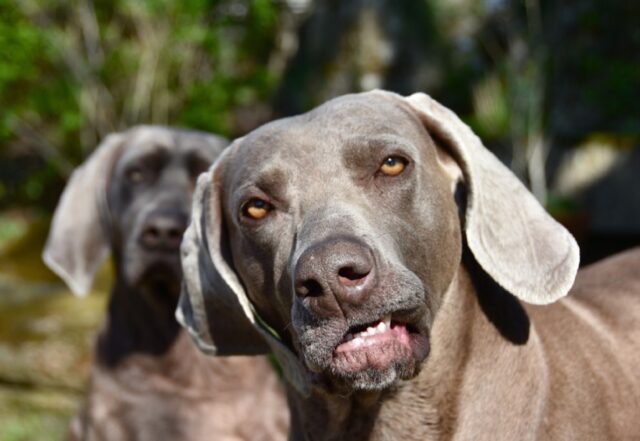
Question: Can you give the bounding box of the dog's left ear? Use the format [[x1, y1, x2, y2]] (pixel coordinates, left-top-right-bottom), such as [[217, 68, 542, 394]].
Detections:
[[393, 91, 579, 305], [43, 133, 125, 296]]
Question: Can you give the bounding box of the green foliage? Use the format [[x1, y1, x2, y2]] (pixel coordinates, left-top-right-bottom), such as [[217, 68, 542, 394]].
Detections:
[[0, 0, 282, 209], [0, 3, 48, 141], [1, 0, 638, 210]]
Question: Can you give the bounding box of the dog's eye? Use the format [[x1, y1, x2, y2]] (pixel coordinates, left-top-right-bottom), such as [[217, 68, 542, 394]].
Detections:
[[127, 167, 145, 184], [187, 155, 210, 179], [242, 198, 272, 220], [379, 156, 407, 176]]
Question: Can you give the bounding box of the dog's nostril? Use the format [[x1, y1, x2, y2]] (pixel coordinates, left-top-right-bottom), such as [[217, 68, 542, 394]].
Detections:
[[297, 279, 324, 298], [338, 266, 370, 286], [140, 220, 184, 250]]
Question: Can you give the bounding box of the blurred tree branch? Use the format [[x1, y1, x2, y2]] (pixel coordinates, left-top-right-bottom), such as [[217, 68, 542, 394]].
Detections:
[[0, 0, 284, 207]]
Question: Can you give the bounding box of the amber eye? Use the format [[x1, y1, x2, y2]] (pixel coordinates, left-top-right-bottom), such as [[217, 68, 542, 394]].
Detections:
[[127, 167, 145, 184], [242, 198, 272, 220], [379, 156, 407, 176]]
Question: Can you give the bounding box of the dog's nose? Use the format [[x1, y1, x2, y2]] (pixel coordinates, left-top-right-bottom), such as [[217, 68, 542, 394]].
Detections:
[[294, 237, 376, 314], [139, 212, 187, 251]]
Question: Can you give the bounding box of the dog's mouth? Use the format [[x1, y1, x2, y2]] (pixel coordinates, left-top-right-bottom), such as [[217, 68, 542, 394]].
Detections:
[[330, 310, 429, 376]]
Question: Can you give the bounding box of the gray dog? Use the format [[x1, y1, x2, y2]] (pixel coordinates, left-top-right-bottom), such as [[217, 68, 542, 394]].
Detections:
[[178, 91, 640, 440], [44, 126, 288, 441]]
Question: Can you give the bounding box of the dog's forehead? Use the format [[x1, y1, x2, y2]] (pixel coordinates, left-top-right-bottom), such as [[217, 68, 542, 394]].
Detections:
[[117, 126, 218, 165], [228, 93, 423, 183]]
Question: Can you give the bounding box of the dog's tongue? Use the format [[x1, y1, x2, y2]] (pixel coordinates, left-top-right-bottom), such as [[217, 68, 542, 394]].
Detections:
[[335, 316, 411, 353]]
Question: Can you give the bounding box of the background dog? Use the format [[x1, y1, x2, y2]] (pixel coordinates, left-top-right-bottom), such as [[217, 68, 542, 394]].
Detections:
[[44, 126, 288, 440]]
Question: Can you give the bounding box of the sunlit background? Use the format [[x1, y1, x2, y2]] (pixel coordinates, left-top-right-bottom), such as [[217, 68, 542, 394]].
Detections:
[[0, 0, 638, 439]]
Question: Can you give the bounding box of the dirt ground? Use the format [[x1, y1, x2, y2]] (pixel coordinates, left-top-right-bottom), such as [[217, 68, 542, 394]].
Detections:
[[0, 214, 108, 441]]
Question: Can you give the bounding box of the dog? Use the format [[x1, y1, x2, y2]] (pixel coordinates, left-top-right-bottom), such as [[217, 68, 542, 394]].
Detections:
[[177, 91, 640, 440], [44, 126, 288, 441]]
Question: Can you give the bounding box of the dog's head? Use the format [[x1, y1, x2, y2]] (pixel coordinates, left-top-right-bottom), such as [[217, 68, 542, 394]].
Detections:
[[178, 91, 579, 393], [44, 126, 227, 299]]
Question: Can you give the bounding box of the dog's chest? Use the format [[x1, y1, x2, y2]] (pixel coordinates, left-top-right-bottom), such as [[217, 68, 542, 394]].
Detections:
[[372, 398, 444, 441]]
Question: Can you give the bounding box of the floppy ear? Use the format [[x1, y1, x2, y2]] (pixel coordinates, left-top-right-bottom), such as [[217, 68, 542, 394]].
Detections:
[[43, 133, 125, 296], [177, 146, 310, 394], [177, 153, 268, 356], [399, 91, 579, 305]]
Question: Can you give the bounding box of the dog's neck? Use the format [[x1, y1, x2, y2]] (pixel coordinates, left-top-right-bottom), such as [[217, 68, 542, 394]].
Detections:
[[95, 275, 252, 399], [96, 273, 182, 369], [284, 258, 545, 440]]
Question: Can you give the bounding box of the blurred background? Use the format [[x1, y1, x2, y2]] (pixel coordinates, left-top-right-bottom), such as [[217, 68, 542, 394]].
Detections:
[[0, 0, 638, 439]]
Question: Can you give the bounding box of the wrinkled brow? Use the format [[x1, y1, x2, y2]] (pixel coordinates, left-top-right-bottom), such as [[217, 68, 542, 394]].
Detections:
[[123, 143, 172, 164], [342, 134, 416, 167], [244, 168, 290, 201]]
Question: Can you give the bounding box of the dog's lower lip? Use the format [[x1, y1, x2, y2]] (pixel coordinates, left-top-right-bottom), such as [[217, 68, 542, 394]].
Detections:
[[330, 314, 429, 374], [335, 316, 411, 353]]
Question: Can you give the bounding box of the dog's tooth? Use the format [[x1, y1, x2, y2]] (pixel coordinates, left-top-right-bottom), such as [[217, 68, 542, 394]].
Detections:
[[377, 321, 387, 332], [383, 315, 391, 327], [353, 337, 364, 347]]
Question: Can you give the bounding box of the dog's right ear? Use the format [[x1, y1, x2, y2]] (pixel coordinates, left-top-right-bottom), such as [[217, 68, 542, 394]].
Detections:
[[43, 133, 125, 296], [177, 146, 311, 394], [177, 147, 271, 356]]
